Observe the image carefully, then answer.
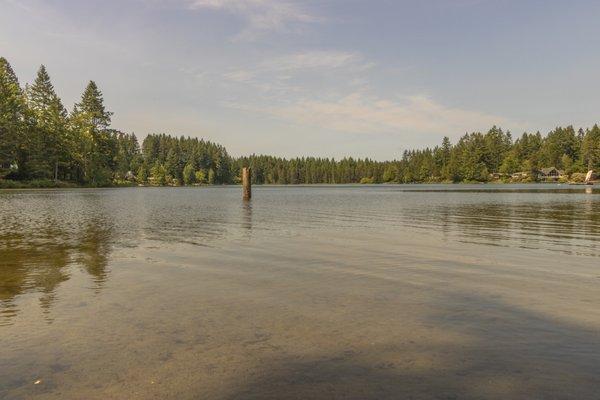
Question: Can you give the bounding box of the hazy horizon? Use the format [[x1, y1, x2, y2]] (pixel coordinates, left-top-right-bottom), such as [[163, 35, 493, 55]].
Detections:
[[2, 0, 600, 160]]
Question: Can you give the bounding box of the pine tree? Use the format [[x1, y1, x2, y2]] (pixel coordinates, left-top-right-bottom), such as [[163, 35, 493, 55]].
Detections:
[[27, 65, 69, 180], [541, 126, 578, 169], [440, 136, 452, 180], [582, 125, 600, 170], [183, 162, 195, 185], [150, 161, 166, 185], [137, 163, 148, 183], [73, 81, 112, 129], [0, 57, 27, 178], [194, 169, 207, 184], [71, 81, 114, 185]]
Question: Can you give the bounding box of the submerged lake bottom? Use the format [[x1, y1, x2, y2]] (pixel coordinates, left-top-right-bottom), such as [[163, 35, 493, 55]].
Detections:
[[1, 185, 599, 399]]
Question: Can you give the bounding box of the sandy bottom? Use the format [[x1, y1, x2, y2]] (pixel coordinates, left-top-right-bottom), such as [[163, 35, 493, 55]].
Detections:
[[2, 230, 600, 400]]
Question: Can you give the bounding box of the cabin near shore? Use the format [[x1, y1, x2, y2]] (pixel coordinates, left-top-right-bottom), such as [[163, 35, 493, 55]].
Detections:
[[538, 167, 565, 181]]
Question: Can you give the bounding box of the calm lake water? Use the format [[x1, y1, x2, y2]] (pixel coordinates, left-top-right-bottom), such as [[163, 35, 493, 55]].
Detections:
[[1, 184, 599, 399]]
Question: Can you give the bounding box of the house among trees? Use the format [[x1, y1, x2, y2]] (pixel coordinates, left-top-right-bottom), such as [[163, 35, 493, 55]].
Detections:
[[538, 167, 565, 181]]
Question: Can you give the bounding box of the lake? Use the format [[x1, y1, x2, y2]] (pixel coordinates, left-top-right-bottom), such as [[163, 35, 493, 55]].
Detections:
[[1, 184, 599, 399]]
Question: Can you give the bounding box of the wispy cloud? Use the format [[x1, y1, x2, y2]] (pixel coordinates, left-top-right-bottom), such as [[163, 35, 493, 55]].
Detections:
[[264, 51, 367, 71], [2, 0, 127, 53], [198, 49, 514, 137], [2, 0, 35, 13], [219, 50, 371, 89], [185, 0, 320, 40], [227, 92, 511, 136], [222, 69, 256, 83]]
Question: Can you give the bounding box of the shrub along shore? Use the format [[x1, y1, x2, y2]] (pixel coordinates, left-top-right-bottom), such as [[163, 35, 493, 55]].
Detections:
[[2, 57, 599, 188]]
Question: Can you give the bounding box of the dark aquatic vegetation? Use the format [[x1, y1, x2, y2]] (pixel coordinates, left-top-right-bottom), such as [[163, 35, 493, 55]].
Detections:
[[1, 185, 599, 399]]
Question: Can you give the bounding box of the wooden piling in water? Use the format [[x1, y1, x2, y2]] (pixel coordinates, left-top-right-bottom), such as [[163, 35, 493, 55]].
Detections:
[[242, 167, 251, 200]]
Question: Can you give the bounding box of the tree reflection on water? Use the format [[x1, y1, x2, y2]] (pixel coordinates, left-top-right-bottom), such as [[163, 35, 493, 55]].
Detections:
[[1, 185, 598, 326], [0, 215, 115, 325]]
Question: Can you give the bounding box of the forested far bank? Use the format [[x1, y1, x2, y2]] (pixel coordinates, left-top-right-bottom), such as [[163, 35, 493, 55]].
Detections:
[[1, 57, 600, 188], [0, 57, 233, 187]]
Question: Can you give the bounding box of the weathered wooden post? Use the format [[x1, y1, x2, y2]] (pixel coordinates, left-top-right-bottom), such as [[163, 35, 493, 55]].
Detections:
[[242, 167, 251, 201]]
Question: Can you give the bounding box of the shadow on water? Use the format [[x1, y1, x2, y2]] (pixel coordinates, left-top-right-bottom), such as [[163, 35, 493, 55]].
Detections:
[[222, 293, 600, 400]]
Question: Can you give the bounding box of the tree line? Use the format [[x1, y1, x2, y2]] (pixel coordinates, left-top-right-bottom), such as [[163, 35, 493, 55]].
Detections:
[[0, 58, 232, 186], [390, 126, 600, 183], [1, 57, 600, 186]]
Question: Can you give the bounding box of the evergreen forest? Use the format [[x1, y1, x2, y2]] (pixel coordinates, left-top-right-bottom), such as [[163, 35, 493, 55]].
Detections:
[[2, 58, 599, 187]]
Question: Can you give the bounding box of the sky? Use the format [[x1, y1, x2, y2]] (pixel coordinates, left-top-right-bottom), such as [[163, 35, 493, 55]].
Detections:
[[2, 0, 600, 160]]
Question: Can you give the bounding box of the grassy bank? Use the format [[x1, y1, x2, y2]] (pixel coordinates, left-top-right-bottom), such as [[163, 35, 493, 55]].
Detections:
[[0, 179, 140, 189], [2, 180, 590, 190], [0, 179, 81, 189]]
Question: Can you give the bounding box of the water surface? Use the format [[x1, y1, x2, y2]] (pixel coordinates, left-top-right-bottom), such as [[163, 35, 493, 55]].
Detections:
[[1, 185, 599, 399]]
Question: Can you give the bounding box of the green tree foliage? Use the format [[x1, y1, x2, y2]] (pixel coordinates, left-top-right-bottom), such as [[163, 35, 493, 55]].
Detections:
[[26, 65, 70, 180], [0, 57, 27, 178], [137, 163, 148, 183], [540, 126, 579, 169], [234, 155, 390, 184], [140, 134, 230, 185], [1, 57, 600, 186], [195, 169, 206, 184], [150, 162, 167, 186], [183, 162, 195, 185], [70, 81, 115, 185], [74, 81, 112, 129], [207, 168, 215, 184], [582, 125, 600, 170], [114, 131, 141, 179], [499, 153, 520, 174]]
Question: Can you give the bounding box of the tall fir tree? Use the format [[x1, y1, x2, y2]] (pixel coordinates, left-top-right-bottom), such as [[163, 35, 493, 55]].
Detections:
[[582, 125, 600, 170], [0, 57, 27, 178], [27, 65, 70, 180], [70, 81, 114, 185], [73, 81, 112, 129]]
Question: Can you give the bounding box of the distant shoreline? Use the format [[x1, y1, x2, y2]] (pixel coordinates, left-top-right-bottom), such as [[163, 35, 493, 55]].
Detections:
[[1, 179, 595, 190]]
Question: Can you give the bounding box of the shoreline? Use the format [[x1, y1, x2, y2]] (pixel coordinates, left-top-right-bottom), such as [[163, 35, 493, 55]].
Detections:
[[1, 180, 596, 190]]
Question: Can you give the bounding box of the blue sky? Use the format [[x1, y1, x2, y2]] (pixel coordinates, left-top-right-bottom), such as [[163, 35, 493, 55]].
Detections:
[[2, 0, 600, 159]]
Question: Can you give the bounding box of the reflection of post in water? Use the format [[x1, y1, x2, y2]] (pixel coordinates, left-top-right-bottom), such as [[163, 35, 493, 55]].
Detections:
[[439, 207, 452, 242], [243, 201, 253, 234], [585, 186, 593, 195]]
